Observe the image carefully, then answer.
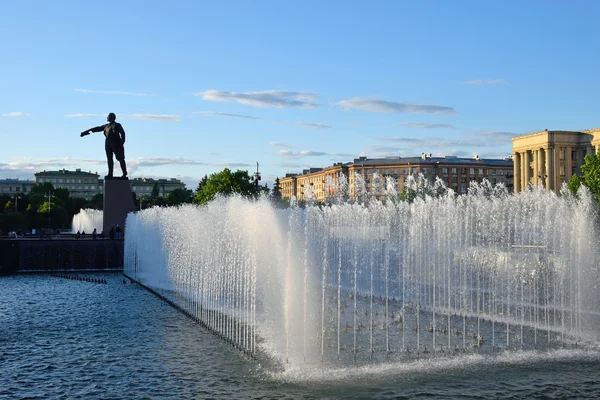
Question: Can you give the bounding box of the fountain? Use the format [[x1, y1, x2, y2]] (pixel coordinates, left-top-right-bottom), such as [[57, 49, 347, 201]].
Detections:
[[124, 175, 600, 368], [72, 208, 103, 233]]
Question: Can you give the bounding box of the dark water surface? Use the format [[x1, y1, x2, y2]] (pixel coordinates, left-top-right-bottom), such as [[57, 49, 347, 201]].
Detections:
[[1, 274, 600, 399]]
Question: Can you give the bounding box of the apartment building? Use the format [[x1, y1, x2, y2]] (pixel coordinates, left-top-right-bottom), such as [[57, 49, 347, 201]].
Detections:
[[33, 169, 186, 200], [0, 179, 36, 195], [35, 169, 102, 200], [280, 154, 514, 201]]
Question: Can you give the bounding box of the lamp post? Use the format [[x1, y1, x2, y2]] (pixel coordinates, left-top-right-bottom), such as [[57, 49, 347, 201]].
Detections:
[[13, 195, 22, 212], [46, 191, 53, 229]]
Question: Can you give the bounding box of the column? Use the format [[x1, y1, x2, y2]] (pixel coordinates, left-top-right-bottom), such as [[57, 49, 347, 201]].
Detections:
[[544, 147, 552, 192], [513, 152, 521, 192], [554, 146, 561, 192], [523, 151, 531, 189], [565, 146, 573, 182], [532, 150, 538, 186]]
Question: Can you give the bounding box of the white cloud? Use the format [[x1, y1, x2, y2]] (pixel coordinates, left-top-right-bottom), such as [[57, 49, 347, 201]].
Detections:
[[64, 113, 180, 122], [0, 156, 253, 181], [195, 90, 319, 109], [395, 122, 456, 129], [269, 142, 293, 148], [462, 79, 509, 85], [127, 157, 251, 168], [122, 114, 180, 122], [367, 130, 517, 158], [194, 111, 262, 120], [337, 97, 456, 115], [73, 88, 158, 97], [276, 150, 328, 159], [1, 112, 31, 117], [277, 121, 331, 129], [64, 113, 102, 118]]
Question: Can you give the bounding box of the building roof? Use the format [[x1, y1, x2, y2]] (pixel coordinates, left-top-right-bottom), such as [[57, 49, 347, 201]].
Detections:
[[0, 178, 35, 184], [129, 177, 184, 184], [349, 156, 513, 167], [35, 169, 99, 177]]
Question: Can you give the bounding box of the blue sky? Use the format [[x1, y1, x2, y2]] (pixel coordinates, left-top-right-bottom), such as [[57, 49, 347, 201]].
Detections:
[[1, 0, 599, 189]]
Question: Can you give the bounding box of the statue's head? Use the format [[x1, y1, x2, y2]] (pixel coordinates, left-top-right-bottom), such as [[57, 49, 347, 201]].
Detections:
[[107, 113, 116, 122]]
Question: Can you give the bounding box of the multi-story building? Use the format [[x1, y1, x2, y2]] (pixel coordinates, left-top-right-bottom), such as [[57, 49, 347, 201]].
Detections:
[[0, 178, 36, 195], [279, 173, 299, 199], [33, 169, 186, 200], [35, 169, 102, 200], [129, 177, 186, 197], [280, 154, 514, 201], [512, 128, 600, 193]]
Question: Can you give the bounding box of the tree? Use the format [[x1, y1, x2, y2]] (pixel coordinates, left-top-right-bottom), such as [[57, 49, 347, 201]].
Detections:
[[167, 188, 194, 206], [38, 201, 69, 229], [569, 153, 600, 202], [151, 182, 160, 199], [0, 212, 27, 231], [272, 178, 282, 201], [196, 175, 208, 193], [194, 168, 259, 205], [86, 193, 104, 210]]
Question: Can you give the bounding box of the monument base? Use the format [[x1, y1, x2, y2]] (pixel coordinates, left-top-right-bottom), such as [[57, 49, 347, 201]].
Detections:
[[103, 178, 135, 235]]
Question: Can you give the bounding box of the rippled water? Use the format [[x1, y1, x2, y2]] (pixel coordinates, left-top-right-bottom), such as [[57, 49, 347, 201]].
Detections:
[[2, 274, 600, 399]]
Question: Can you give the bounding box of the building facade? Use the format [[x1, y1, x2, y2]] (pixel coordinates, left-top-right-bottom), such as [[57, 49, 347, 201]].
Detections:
[[32, 169, 186, 200], [35, 169, 102, 199], [0, 179, 36, 195], [129, 177, 186, 197], [280, 154, 514, 201], [512, 128, 600, 193]]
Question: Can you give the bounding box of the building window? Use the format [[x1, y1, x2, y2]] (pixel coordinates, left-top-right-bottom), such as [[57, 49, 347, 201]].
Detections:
[[479, 168, 484, 175], [442, 168, 448, 174], [411, 167, 416, 174], [470, 168, 475, 175], [572, 151, 577, 161], [461, 177, 467, 183], [461, 168, 466, 174], [451, 168, 457, 174], [559, 166, 565, 176], [393, 169, 398, 175], [492, 169, 496, 175], [403, 169, 408, 174], [560, 150, 565, 160]]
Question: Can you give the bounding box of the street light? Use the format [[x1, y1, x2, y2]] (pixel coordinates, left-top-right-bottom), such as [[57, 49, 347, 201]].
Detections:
[[46, 191, 54, 229], [12, 195, 22, 212]]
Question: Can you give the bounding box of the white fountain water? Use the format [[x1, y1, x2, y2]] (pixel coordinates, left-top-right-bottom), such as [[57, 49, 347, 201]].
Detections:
[[72, 208, 103, 233], [124, 176, 600, 368]]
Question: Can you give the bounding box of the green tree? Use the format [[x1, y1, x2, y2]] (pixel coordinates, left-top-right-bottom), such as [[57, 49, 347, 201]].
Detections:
[[151, 182, 160, 199], [86, 193, 104, 210], [568, 153, 600, 201], [196, 175, 208, 193], [272, 178, 282, 200], [167, 188, 194, 206], [0, 212, 27, 231], [194, 168, 259, 205], [38, 201, 69, 229]]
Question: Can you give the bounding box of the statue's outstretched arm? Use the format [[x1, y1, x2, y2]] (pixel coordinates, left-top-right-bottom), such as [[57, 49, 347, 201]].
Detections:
[[80, 124, 106, 137]]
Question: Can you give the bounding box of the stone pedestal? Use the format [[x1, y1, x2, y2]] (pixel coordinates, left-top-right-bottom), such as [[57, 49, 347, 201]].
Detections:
[[103, 178, 135, 236]]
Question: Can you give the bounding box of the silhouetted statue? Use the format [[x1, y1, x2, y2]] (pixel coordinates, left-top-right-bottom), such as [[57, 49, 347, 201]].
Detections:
[[80, 113, 128, 178]]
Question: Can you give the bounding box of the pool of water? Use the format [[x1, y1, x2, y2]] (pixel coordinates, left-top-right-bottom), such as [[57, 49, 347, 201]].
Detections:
[[1, 273, 600, 399]]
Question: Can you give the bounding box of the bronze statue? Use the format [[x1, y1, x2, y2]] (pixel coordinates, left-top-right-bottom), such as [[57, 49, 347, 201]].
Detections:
[[80, 113, 128, 178]]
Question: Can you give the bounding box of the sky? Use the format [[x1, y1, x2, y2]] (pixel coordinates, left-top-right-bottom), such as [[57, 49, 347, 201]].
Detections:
[[1, 0, 599, 190]]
